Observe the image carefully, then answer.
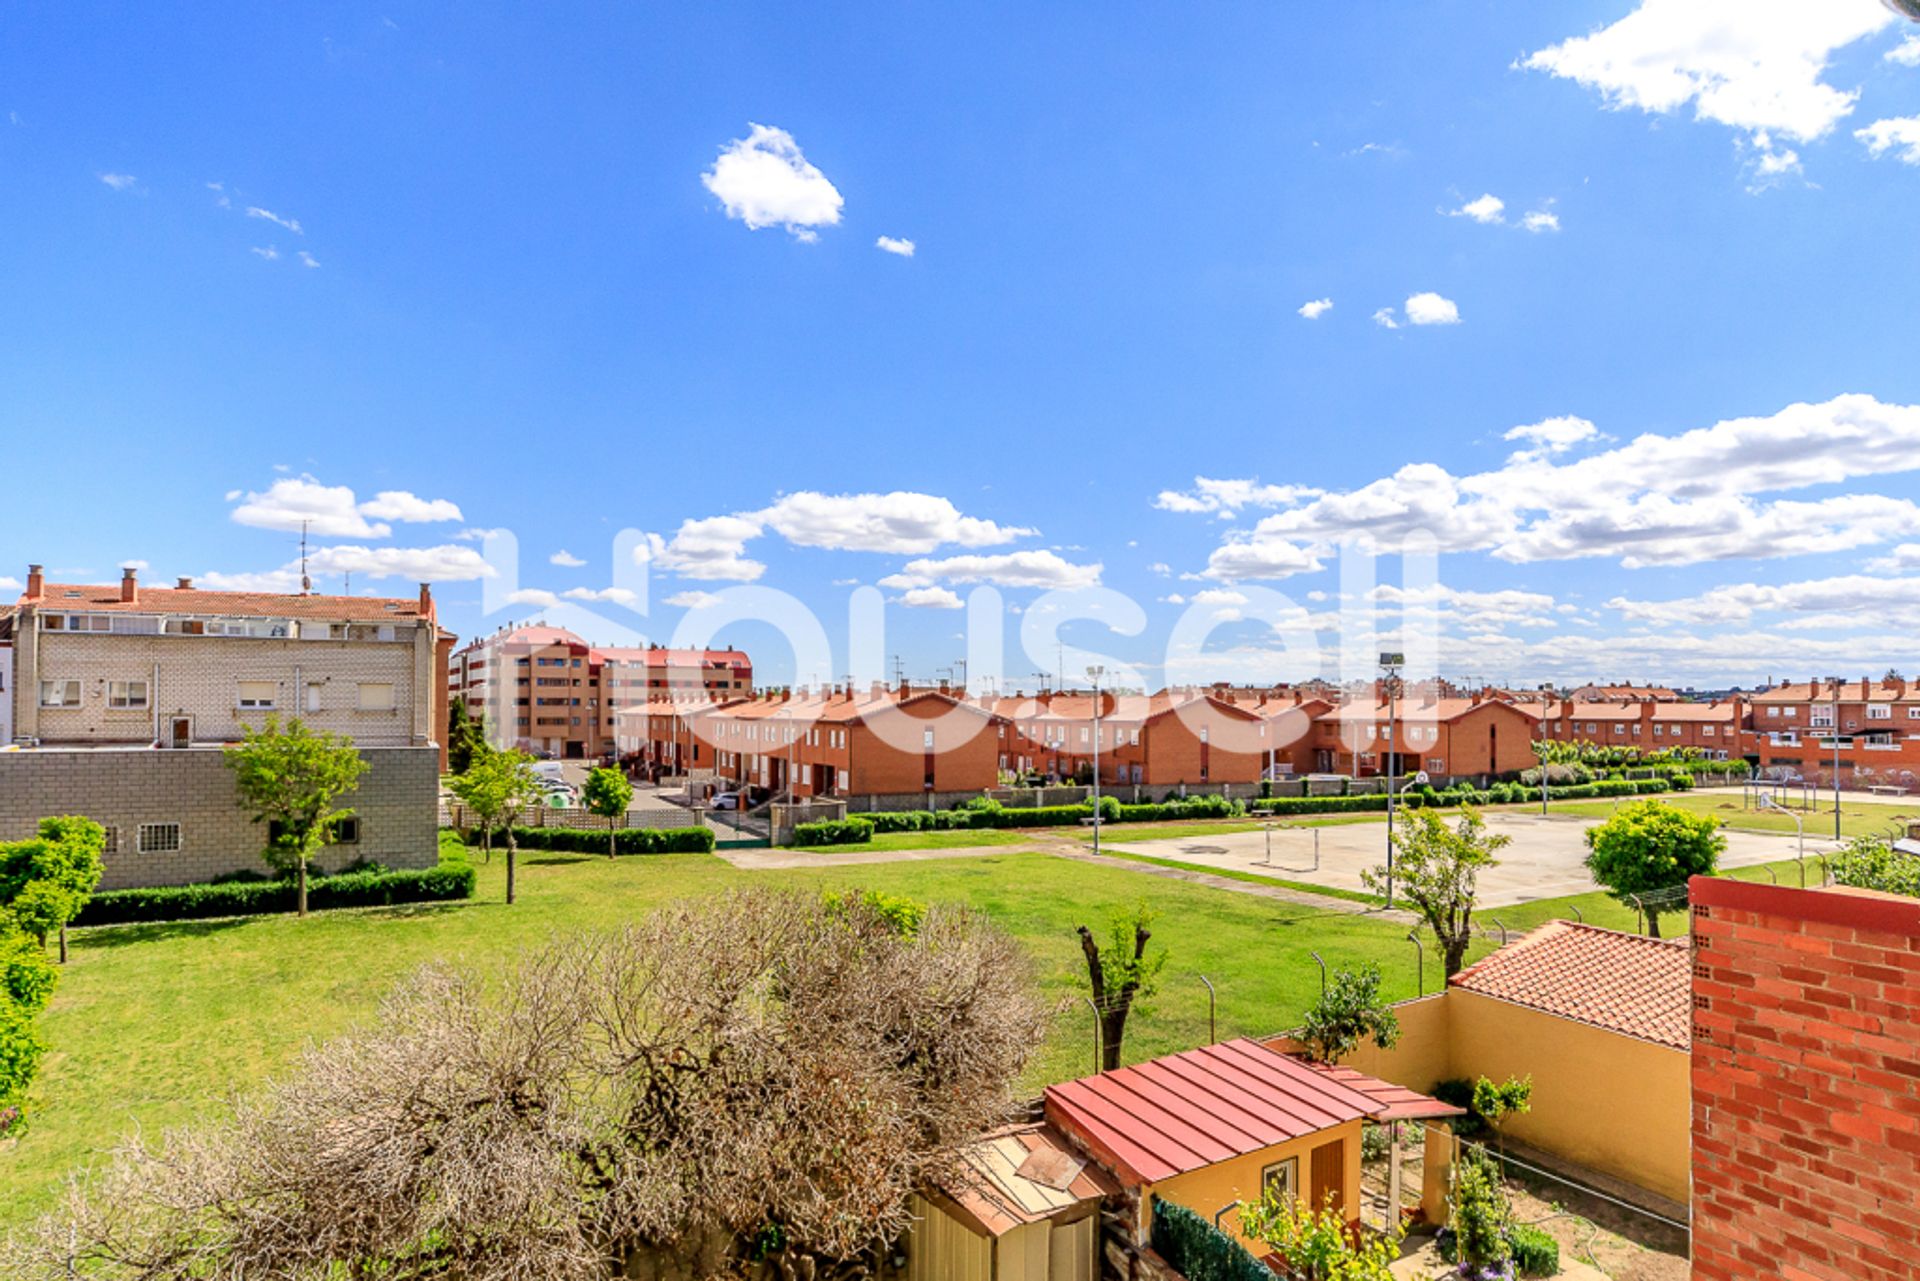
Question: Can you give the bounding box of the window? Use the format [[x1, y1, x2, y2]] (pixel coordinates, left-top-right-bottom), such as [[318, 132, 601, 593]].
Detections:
[[1702, 726, 1715, 738], [331, 816, 360, 844], [923, 728, 936, 750], [1868, 704, 1891, 720], [101, 827, 119, 854], [357, 682, 396, 711], [1766, 707, 1780, 718], [237, 681, 277, 709], [306, 682, 323, 713], [138, 823, 181, 854], [108, 679, 149, 709], [1262, 1157, 1298, 1203], [39, 679, 81, 707]]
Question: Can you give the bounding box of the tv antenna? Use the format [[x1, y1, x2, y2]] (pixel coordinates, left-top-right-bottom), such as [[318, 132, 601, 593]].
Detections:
[[299, 520, 312, 594]]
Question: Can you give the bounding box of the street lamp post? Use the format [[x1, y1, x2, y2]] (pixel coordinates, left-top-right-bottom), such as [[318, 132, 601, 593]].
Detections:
[[1829, 675, 1843, 842], [1088, 665, 1106, 856], [1761, 794, 1808, 888], [1381, 652, 1404, 910]]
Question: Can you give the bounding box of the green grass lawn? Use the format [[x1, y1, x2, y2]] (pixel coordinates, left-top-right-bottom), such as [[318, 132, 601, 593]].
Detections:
[[795, 828, 1032, 854], [2, 835, 1459, 1228], [1545, 789, 1917, 840]]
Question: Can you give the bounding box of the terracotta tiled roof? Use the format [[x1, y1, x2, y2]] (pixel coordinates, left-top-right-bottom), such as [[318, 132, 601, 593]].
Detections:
[[1752, 680, 1920, 705], [1448, 921, 1690, 1050], [1043, 1038, 1382, 1186], [596, 646, 750, 666], [20, 583, 429, 621]]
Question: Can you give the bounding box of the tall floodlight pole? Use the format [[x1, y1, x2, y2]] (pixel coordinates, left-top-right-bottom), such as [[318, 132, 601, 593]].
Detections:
[[1381, 652, 1404, 909], [1088, 665, 1106, 855]]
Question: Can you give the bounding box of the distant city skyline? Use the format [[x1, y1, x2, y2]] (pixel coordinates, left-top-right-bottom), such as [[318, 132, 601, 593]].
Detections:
[[5, 2, 1920, 687]]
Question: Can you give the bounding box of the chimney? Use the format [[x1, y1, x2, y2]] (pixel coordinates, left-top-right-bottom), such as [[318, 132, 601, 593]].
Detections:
[[418, 583, 433, 616], [120, 566, 138, 604], [176, 576, 194, 590], [24, 564, 43, 599]]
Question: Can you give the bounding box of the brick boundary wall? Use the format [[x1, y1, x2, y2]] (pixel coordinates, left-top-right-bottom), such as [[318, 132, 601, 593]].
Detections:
[[1688, 876, 1920, 1281], [0, 746, 439, 889]]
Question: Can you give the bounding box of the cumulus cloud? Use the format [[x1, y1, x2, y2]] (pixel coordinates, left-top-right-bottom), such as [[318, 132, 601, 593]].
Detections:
[[897, 586, 964, 610], [1856, 115, 1920, 165], [549, 550, 587, 567], [638, 515, 767, 582], [663, 590, 722, 609], [1154, 478, 1322, 516], [1297, 298, 1334, 319], [307, 544, 495, 581], [1450, 193, 1506, 224], [1522, 210, 1561, 233], [1372, 307, 1401, 330], [880, 550, 1101, 591], [562, 586, 638, 605], [1404, 292, 1461, 325], [359, 491, 463, 523], [1176, 394, 1920, 579], [1607, 573, 1920, 628], [701, 123, 844, 241], [1867, 543, 1920, 573], [1890, 35, 1920, 67], [506, 588, 559, 608], [1522, 1, 1894, 161], [756, 491, 1031, 553], [230, 478, 462, 538], [875, 235, 915, 257]]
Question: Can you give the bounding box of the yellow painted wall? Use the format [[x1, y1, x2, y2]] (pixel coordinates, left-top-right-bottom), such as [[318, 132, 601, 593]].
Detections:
[[1146, 1118, 1364, 1252], [1445, 989, 1690, 1204]]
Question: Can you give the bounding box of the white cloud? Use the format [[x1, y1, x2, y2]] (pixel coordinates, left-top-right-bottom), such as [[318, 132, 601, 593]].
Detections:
[[1607, 573, 1920, 627], [663, 590, 722, 609], [1523, 1, 1894, 149], [639, 516, 766, 582], [1503, 415, 1601, 463], [1372, 307, 1401, 330], [206, 181, 231, 209], [1450, 193, 1506, 224], [98, 172, 137, 191], [1180, 394, 1920, 579], [1889, 35, 1920, 67], [1522, 210, 1561, 233], [250, 246, 280, 261], [506, 588, 559, 608], [119, 559, 150, 571], [1297, 298, 1334, 320], [358, 491, 463, 523], [197, 567, 304, 592], [897, 586, 964, 610], [1148, 562, 1172, 576], [875, 235, 915, 257], [1405, 292, 1461, 325], [230, 477, 461, 538], [0, 576, 22, 591], [702, 123, 843, 241], [246, 207, 303, 234], [1191, 589, 1248, 606], [881, 549, 1101, 591], [1856, 115, 1920, 164], [756, 491, 1031, 553], [1154, 478, 1322, 515], [297, 250, 321, 269], [1867, 543, 1920, 573], [562, 586, 638, 605], [549, 550, 587, 567], [307, 544, 496, 581]]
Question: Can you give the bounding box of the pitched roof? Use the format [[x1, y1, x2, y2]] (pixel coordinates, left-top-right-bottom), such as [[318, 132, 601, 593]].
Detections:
[[19, 582, 429, 622], [931, 1124, 1119, 1237], [1448, 921, 1690, 1051], [596, 646, 751, 666], [1043, 1038, 1381, 1185], [1293, 1061, 1466, 1122]]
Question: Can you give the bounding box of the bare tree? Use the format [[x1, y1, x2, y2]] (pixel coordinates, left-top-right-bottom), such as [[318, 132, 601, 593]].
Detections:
[[12, 889, 1047, 1281], [1076, 902, 1166, 1071]]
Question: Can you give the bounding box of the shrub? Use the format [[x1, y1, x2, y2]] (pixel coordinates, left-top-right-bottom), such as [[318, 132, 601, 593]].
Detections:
[[471, 826, 717, 856], [1507, 1222, 1560, 1277], [791, 818, 874, 847], [75, 863, 477, 926], [1149, 1196, 1270, 1281], [1450, 1148, 1514, 1271], [1829, 836, 1920, 899]]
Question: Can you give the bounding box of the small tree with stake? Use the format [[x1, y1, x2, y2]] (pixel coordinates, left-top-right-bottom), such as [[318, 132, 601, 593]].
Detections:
[[1366, 805, 1509, 978], [1076, 902, 1167, 1071], [1298, 963, 1400, 1063], [581, 766, 634, 859], [1584, 799, 1724, 937], [446, 746, 543, 903], [223, 716, 369, 918]]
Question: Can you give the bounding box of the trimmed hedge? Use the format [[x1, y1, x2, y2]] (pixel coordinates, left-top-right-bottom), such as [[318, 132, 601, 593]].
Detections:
[[75, 863, 476, 926], [1247, 776, 1669, 819], [471, 826, 716, 855], [791, 818, 874, 847], [1150, 1196, 1270, 1281]]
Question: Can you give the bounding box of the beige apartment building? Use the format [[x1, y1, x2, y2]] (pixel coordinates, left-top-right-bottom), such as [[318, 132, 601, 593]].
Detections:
[[0, 564, 449, 889]]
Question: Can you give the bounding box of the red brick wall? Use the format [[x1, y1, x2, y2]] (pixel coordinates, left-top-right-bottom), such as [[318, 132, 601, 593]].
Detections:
[[1688, 878, 1920, 1281]]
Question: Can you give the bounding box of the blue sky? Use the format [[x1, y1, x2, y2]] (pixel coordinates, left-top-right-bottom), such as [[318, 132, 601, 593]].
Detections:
[[5, 1, 1920, 690]]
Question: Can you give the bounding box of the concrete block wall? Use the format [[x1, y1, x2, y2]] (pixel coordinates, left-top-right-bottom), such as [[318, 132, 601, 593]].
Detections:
[[1689, 878, 1920, 1281], [0, 746, 439, 889]]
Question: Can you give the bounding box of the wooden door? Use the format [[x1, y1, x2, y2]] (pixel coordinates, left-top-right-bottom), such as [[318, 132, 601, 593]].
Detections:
[[170, 717, 191, 749], [1309, 1137, 1345, 1214]]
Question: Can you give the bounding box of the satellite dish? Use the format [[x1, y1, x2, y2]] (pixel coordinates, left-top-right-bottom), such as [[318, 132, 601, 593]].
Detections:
[[1413, 770, 1431, 785], [1887, 0, 1920, 19]]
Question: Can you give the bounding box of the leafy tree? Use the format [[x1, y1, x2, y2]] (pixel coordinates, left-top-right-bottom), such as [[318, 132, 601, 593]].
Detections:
[[1366, 805, 1508, 977], [1583, 799, 1724, 936], [581, 766, 634, 859], [1829, 834, 1920, 898], [1299, 964, 1400, 1063], [1076, 902, 1167, 1071], [223, 716, 370, 917], [446, 699, 488, 775], [445, 746, 543, 903], [1240, 1191, 1401, 1281], [0, 921, 57, 1131], [0, 817, 106, 964], [1472, 1074, 1533, 1156]]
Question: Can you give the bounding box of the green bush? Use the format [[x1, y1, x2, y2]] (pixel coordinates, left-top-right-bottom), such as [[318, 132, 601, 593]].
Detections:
[[473, 826, 717, 856], [0, 997, 46, 1116], [791, 818, 875, 847], [75, 863, 477, 926], [1149, 1196, 1270, 1281], [1830, 836, 1920, 898], [1508, 1222, 1560, 1276]]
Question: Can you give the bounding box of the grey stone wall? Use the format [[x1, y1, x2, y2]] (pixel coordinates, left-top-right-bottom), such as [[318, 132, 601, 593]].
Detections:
[[0, 746, 438, 889]]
